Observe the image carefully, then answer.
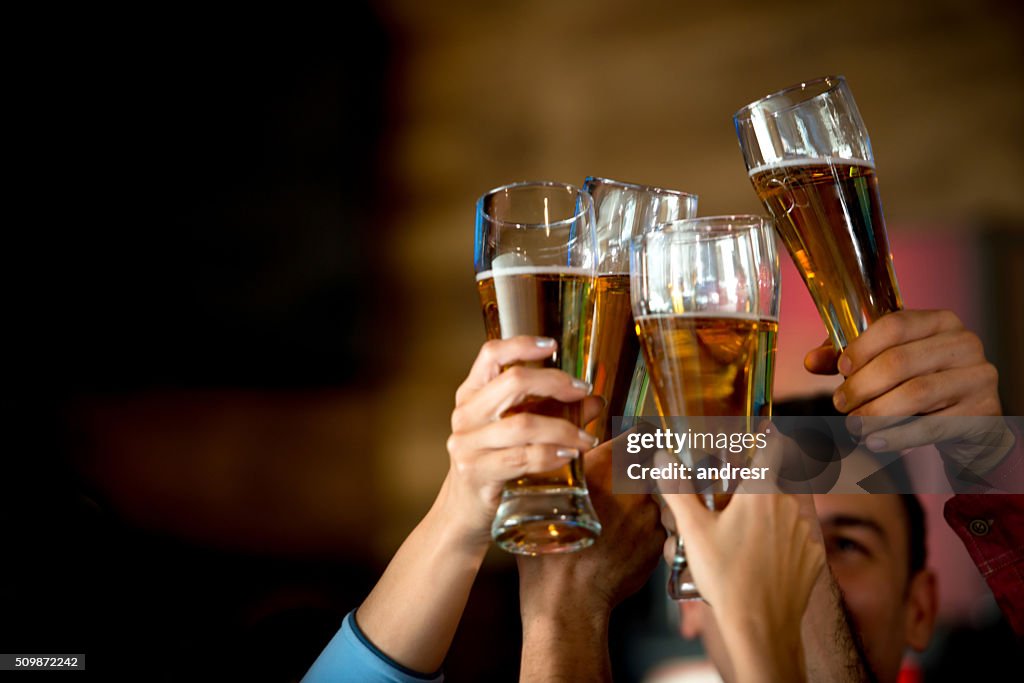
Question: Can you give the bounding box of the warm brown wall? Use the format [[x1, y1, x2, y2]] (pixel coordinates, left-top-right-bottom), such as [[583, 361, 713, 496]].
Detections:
[[371, 0, 1024, 544]]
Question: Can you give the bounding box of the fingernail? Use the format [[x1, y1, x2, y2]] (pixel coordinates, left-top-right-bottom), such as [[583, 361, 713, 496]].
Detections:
[[847, 416, 862, 436], [578, 429, 599, 447], [535, 337, 556, 348], [833, 390, 847, 412], [866, 436, 888, 452], [556, 448, 579, 459], [837, 353, 853, 376], [571, 378, 592, 393]]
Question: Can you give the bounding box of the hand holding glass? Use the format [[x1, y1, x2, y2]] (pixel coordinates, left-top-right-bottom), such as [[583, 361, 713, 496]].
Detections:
[[474, 181, 602, 554], [630, 216, 780, 600]]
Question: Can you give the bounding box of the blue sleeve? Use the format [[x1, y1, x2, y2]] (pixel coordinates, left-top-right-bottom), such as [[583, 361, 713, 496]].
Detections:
[[302, 610, 444, 683]]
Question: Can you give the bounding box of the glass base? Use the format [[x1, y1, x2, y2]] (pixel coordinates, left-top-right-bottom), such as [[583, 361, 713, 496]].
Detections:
[[491, 487, 601, 555], [668, 563, 703, 601]]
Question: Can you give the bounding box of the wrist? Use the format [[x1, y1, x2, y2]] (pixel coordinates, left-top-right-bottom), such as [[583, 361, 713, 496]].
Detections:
[[426, 476, 493, 560], [518, 561, 614, 627], [718, 608, 804, 682]]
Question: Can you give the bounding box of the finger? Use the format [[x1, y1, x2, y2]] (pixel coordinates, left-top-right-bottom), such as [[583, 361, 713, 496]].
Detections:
[[804, 340, 840, 375], [791, 494, 823, 542], [581, 395, 606, 428], [846, 413, 907, 438], [653, 453, 710, 535], [449, 412, 598, 454], [849, 365, 996, 420], [451, 365, 592, 432], [859, 413, 1007, 454], [838, 309, 963, 377], [747, 420, 783, 484], [470, 443, 582, 484], [652, 450, 695, 495], [663, 534, 678, 565], [456, 336, 559, 405], [660, 500, 677, 534], [834, 329, 985, 413]]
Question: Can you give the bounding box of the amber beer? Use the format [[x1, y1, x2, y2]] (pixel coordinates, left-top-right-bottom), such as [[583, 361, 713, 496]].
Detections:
[[637, 313, 777, 507], [636, 313, 777, 422], [476, 266, 594, 498], [586, 273, 640, 442]]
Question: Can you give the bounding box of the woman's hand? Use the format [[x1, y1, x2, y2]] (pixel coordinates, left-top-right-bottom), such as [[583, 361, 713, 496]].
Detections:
[[660, 484, 825, 683], [352, 335, 602, 674], [441, 335, 604, 546]]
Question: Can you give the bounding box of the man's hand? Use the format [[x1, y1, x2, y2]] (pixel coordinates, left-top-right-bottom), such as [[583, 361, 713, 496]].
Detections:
[[804, 309, 1011, 472], [517, 436, 665, 682]]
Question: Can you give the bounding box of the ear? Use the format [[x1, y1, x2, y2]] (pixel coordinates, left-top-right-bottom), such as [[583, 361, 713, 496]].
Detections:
[[904, 569, 938, 651], [679, 600, 705, 639]]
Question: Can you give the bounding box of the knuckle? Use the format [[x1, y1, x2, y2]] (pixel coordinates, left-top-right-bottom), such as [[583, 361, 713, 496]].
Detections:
[[502, 365, 529, 389], [955, 330, 984, 360], [450, 407, 467, 432], [903, 375, 933, 402], [938, 309, 963, 331], [986, 363, 999, 383], [446, 433, 461, 454], [504, 447, 528, 470], [881, 347, 906, 376], [874, 312, 902, 344], [526, 444, 552, 468], [480, 339, 503, 365], [981, 362, 999, 386]]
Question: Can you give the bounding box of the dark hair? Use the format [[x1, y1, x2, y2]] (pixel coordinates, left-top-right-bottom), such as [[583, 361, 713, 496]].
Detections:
[[898, 494, 927, 580]]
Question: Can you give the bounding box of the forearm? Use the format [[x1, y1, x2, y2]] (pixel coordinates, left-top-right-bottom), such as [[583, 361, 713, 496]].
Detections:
[[520, 607, 612, 683], [801, 569, 874, 683], [357, 477, 490, 673], [720, 615, 805, 683]]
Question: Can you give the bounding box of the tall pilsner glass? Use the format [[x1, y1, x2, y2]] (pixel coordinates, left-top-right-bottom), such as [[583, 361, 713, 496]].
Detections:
[[475, 181, 602, 554], [581, 178, 697, 440], [734, 75, 902, 350], [630, 216, 781, 600]]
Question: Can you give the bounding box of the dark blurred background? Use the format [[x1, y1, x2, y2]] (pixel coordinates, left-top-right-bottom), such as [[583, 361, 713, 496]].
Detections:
[[4, 1, 1023, 681]]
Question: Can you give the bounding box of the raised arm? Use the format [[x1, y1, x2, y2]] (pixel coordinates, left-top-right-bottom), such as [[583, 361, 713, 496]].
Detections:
[[304, 336, 602, 681], [517, 439, 665, 683]]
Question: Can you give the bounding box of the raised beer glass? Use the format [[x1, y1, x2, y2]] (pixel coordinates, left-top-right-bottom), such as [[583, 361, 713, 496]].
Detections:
[[475, 181, 602, 554], [630, 216, 780, 600], [581, 177, 698, 440], [734, 76, 902, 350]]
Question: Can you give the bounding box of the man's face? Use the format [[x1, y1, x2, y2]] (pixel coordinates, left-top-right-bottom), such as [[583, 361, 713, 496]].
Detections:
[[813, 494, 932, 682], [679, 494, 935, 683]]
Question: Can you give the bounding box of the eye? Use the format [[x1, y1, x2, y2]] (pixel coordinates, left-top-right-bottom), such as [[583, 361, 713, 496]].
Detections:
[[829, 535, 869, 557]]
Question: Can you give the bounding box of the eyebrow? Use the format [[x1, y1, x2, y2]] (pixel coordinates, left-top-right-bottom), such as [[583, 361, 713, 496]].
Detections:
[[820, 514, 890, 548]]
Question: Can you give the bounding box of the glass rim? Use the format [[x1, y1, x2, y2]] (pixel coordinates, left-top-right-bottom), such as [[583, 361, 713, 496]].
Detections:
[[477, 180, 593, 230], [733, 75, 845, 123], [583, 176, 698, 201], [631, 214, 770, 246]]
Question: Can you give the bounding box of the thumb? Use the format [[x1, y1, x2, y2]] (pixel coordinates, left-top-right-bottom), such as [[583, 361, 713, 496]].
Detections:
[[804, 338, 840, 375], [653, 450, 710, 536]]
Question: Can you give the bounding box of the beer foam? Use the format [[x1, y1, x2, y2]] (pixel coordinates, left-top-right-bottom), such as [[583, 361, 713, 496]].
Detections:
[[635, 311, 777, 323], [475, 265, 593, 281], [747, 157, 875, 178]]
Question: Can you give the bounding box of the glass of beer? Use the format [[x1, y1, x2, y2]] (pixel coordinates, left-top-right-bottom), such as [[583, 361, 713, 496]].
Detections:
[[581, 177, 698, 440], [734, 75, 902, 350], [630, 216, 780, 600], [475, 181, 602, 554]]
